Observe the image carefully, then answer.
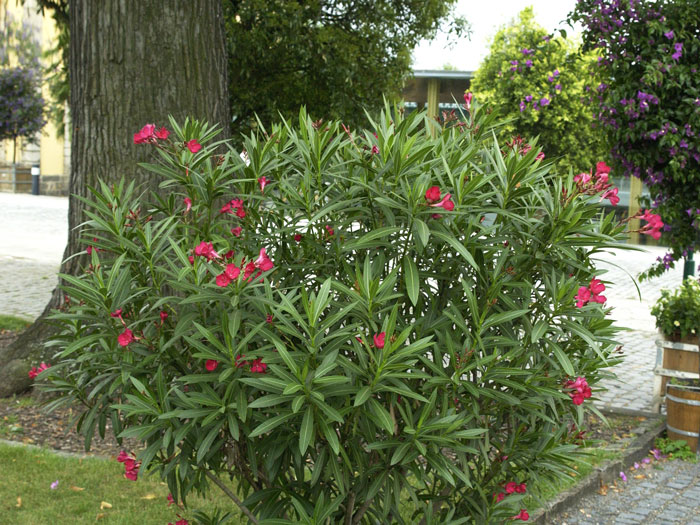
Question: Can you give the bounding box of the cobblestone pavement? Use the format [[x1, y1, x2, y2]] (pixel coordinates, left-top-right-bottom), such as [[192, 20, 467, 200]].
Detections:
[[553, 459, 700, 525], [0, 193, 66, 320], [593, 245, 685, 413]]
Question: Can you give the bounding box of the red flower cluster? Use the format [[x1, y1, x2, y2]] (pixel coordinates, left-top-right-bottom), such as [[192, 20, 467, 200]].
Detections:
[[216, 247, 274, 287], [28, 362, 50, 379], [186, 139, 202, 153], [639, 209, 664, 240], [112, 308, 138, 347], [495, 481, 528, 521], [574, 278, 606, 308], [564, 376, 592, 405], [117, 450, 140, 481], [258, 176, 269, 192], [133, 124, 170, 144], [220, 198, 246, 218], [232, 354, 267, 374], [168, 519, 188, 525], [425, 186, 454, 211], [573, 162, 619, 206], [194, 241, 220, 261], [183, 197, 192, 214], [373, 332, 385, 349]]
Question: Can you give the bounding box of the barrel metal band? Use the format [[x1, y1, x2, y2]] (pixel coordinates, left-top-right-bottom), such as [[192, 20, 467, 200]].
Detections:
[[666, 393, 700, 406], [667, 424, 700, 438]]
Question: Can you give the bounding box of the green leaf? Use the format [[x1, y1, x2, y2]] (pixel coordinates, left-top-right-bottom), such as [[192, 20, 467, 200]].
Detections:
[[354, 386, 372, 407], [249, 413, 295, 438], [403, 255, 419, 306], [431, 230, 479, 273], [369, 399, 394, 434], [413, 218, 430, 246], [299, 407, 314, 454]]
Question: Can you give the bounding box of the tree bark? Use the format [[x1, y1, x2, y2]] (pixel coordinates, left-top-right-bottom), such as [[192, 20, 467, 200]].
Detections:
[[0, 0, 230, 396]]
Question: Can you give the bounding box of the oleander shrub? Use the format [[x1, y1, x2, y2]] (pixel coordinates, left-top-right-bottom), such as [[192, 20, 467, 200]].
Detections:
[[42, 105, 635, 523]]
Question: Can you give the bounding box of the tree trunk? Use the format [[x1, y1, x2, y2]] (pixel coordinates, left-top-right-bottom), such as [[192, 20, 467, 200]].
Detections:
[[0, 0, 230, 396]]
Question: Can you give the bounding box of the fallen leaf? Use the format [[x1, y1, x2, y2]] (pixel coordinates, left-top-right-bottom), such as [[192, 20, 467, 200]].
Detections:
[[96, 513, 105, 520], [634, 474, 645, 479], [100, 501, 112, 510], [16, 497, 22, 508], [70, 486, 85, 492], [140, 493, 157, 500]]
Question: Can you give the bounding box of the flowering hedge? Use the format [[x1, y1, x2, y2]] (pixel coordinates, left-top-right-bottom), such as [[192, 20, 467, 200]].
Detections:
[[569, 0, 700, 278], [39, 106, 647, 522], [471, 7, 607, 174]]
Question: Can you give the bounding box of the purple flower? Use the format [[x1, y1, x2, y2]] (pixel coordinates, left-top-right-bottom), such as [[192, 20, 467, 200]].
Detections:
[[525, 95, 533, 102], [664, 30, 674, 39], [553, 69, 559, 77], [510, 60, 518, 66], [680, 139, 689, 149], [540, 97, 550, 107], [555, 84, 562, 91], [525, 59, 533, 67], [521, 48, 533, 56], [50, 480, 59, 490], [519, 101, 526, 112], [642, 458, 651, 464], [620, 472, 627, 482]]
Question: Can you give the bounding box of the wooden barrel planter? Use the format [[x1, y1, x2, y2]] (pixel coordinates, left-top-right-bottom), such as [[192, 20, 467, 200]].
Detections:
[[652, 335, 700, 412], [666, 385, 700, 453]]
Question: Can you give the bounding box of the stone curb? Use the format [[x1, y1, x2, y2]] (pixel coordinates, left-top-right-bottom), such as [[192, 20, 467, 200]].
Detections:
[[531, 412, 666, 524]]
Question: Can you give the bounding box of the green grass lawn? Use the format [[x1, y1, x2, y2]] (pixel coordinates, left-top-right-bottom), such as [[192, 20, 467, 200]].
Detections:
[[0, 443, 243, 524], [0, 315, 31, 332]]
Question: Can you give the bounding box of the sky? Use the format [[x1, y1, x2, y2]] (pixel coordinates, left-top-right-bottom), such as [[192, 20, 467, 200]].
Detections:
[[412, 0, 581, 72]]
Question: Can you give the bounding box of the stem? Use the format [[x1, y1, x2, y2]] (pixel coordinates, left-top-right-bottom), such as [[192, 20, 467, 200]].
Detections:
[[204, 470, 259, 524], [344, 491, 356, 525], [352, 497, 373, 525]]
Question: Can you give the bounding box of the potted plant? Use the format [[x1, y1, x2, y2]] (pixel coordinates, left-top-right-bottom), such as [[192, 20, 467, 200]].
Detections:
[[651, 277, 700, 449]]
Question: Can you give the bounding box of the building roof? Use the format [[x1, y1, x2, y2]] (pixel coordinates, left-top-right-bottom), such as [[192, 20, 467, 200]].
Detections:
[[411, 70, 475, 80]]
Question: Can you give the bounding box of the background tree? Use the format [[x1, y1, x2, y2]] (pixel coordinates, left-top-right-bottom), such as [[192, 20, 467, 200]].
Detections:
[[569, 0, 700, 278], [471, 8, 607, 174], [35, 0, 468, 141], [0, 0, 230, 396], [0, 10, 46, 162]]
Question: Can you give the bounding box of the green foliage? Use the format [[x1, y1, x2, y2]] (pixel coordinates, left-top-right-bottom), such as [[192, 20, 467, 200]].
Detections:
[[0, 315, 31, 332], [0, 67, 47, 162], [224, 0, 467, 140], [569, 0, 700, 278], [471, 8, 607, 174], [44, 106, 631, 523], [655, 437, 698, 463], [650, 278, 700, 339]]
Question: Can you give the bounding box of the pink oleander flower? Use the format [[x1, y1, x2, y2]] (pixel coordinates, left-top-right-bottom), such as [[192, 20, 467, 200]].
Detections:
[[117, 451, 140, 481], [184, 197, 192, 213], [574, 286, 591, 308], [155, 126, 170, 140], [266, 314, 274, 324], [574, 172, 592, 185], [463, 92, 473, 111], [28, 362, 50, 379], [110, 309, 123, 318], [133, 124, 155, 144], [325, 225, 335, 236], [231, 226, 242, 237], [205, 359, 219, 371], [430, 193, 454, 211], [601, 187, 619, 206], [564, 376, 592, 405], [223, 250, 235, 260], [243, 261, 257, 280], [589, 278, 606, 304], [225, 263, 240, 280], [194, 241, 219, 261], [495, 492, 506, 502], [254, 248, 274, 271], [639, 210, 664, 240], [235, 354, 247, 369], [216, 273, 231, 287], [186, 139, 202, 153], [595, 161, 611, 175], [535, 152, 545, 161], [294, 233, 302, 242], [250, 358, 267, 374], [512, 509, 529, 521], [373, 332, 386, 349], [169, 520, 189, 525], [188, 255, 194, 265], [160, 311, 168, 322], [425, 186, 441, 203], [371, 145, 379, 155], [505, 481, 518, 494], [515, 483, 527, 494], [258, 176, 269, 192], [118, 328, 135, 347], [167, 493, 175, 506]]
